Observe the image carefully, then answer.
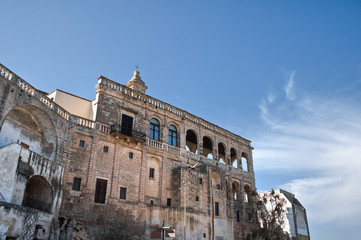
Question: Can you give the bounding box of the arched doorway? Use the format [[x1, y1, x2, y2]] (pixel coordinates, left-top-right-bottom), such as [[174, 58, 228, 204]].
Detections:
[[23, 175, 53, 212]]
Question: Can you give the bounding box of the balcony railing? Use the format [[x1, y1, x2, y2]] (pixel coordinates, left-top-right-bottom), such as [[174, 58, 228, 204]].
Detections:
[[110, 125, 146, 142]]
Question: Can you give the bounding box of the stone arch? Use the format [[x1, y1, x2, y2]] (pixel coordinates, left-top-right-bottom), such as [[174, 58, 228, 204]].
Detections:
[[202, 136, 213, 159], [218, 142, 226, 164], [23, 175, 53, 212], [186, 129, 198, 153], [241, 152, 249, 171], [232, 181, 240, 200], [244, 184, 252, 203], [0, 104, 57, 161], [210, 171, 221, 190], [231, 148, 238, 168]]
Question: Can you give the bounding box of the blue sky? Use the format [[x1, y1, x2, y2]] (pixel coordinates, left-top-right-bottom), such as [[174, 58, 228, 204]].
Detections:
[[2, 1, 361, 239]]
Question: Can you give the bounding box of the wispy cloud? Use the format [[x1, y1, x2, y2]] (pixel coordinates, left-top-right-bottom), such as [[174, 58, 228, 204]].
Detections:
[[284, 71, 296, 101], [255, 74, 361, 225]]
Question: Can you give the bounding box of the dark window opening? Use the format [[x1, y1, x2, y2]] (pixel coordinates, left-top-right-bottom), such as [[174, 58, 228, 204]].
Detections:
[[215, 202, 219, 216], [186, 129, 198, 153], [218, 142, 226, 164], [149, 118, 160, 141], [167, 198, 172, 206], [103, 146, 109, 153], [202, 136, 213, 158], [237, 211, 240, 222], [199, 178, 203, 184], [149, 168, 155, 178], [121, 114, 133, 137], [168, 125, 177, 146], [94, 178, 107, 204], [72, 177, 81, 191], [196, 196, 199, 202], [129, 152, 133, 159], [150, 200, 154, 205], [203, 233, 206, 238], [79, 140, 85, 147], [120, 187, 127, 200]]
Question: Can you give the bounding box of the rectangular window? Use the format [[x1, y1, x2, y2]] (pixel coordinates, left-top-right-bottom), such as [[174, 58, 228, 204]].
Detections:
[[120, 187, 127, 200], [129, 152, 133, 159], [94, 178, 107, 204], [72, 177, 81, 191], [103, 146, 109, 153], [167, 198, 171, 206], [149, 168, 155, 178], [237, 210, 240, 222], [121, 114, 133, 137], [199, 178, 203, 184], [196, 196, 199, 202], [215, 202, 219, 216], [79, 140, 85, 147]]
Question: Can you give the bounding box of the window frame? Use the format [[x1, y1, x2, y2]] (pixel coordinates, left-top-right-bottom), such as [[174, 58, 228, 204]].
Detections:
[[120, 187, 127, 200], [168, 125, 177, 147], [103, 146, 109, 153], [72, 177, 82, 191], [94, 178, 108, 204], [149, 118, 160, 141], [149, 168, 155, 179], [215, 202, 220, 216]]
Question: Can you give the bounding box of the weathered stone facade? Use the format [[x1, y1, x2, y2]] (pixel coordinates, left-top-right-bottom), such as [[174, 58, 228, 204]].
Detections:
[[0, 63, 257, 240]]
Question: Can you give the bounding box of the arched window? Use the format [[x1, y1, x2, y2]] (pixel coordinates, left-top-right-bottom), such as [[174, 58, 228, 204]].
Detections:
[[242, 152, 248, 171], [244, 185, 251, 203], [232, 182, 240, 200], [218, 143, 226, 164], [186, 129, 198, 153], [149, 118, 160, 141], [168, 125, 177, 146], [203, 136, 213, 159], [211, 171, 221, 190]]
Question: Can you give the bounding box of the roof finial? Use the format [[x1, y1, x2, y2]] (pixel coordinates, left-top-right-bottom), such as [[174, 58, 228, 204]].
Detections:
[[135, 64, 140, 71]]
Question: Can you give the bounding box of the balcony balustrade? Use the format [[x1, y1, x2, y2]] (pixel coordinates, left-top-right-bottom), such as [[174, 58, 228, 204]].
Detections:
[[110, 125, 146, 142]]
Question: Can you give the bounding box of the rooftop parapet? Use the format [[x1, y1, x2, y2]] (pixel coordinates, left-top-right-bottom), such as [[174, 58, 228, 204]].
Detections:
[[98, 75, 252, 147]]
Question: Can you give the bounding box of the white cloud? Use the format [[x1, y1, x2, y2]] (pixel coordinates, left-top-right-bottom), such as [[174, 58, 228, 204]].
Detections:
[[254, 77, 361, 225], [284, 71, 296, 101]]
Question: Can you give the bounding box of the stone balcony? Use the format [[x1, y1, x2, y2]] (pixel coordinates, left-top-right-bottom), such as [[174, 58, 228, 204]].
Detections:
[[110, 124, 146, 142]]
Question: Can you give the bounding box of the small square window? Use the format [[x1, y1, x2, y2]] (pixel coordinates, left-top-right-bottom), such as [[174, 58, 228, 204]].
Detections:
[[129, 152, 133, 159], [199, 178, 203, 184], [120, 187, 127, 200], [149, 168, 155, 178], [79, 140, 85, 147], [196, 196, 199, 202], [72, 177, 81, 191], [103, 146, 109, 153], [150, 200, 154, 205], [167, 198, 171, 206]]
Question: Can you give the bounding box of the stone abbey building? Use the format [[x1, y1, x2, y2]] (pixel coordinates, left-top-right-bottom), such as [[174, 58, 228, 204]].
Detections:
[[0, 63, 257, 239]]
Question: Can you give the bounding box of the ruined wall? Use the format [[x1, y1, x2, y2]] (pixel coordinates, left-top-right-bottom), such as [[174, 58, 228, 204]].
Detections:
[[0, 64, 69, 239]]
